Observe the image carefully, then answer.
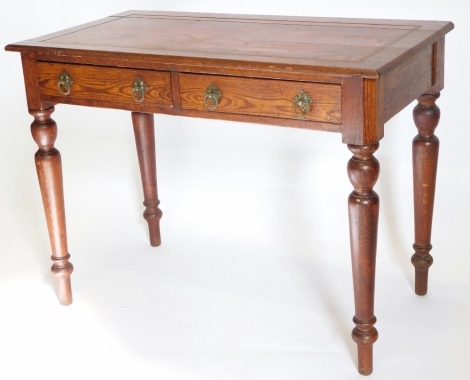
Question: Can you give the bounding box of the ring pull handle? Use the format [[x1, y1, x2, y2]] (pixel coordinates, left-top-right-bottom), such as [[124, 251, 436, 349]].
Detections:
[[131, 77, 148, 103], [293, 90, 313, 119], [57, 71, 73, 96], [203, 83, 223, 110]]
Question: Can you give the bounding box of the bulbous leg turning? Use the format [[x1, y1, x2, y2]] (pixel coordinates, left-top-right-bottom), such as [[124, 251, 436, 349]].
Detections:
[[347, 143, 380, 375], [30, 107, 73, 305], [412, 93, 440, 295]]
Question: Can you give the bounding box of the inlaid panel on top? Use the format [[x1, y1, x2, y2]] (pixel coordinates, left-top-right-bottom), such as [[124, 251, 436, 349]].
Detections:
[[41, 16, 414, 62], [6, 11, 453, 77]]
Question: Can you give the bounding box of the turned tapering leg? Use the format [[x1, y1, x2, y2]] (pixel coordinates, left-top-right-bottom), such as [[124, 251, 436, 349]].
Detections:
[[132, 112, 162, 247], [30, 107, 73, 305], [347, 143, 380, 376], [412, 93, 440, 295]]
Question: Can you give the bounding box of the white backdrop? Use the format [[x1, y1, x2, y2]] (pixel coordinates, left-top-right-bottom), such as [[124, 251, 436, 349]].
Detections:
[[1, 1, 469, 379]]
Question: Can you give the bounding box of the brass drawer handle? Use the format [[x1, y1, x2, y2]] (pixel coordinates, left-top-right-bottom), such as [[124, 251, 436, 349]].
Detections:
[[203, 83, 222, 110], [293, 90, 313, 119], [131, 77, 148, 103], [57, 71, 73, 95]]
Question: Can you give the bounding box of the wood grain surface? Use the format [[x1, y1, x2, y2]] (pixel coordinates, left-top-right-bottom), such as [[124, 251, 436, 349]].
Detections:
[[383, 45, 433, 122], [4, 10, 454, 376], [179, 73, 341, 123], [37, 62, 173, 107], [6, 11, 453, 78], [412, 93, 440, 296], [30, 107, 73, 306]]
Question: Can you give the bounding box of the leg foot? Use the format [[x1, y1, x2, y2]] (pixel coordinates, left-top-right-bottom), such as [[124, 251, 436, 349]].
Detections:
[[352, 317, 378, 376], [30, 107, 73, 305], [132, 112, 162, 246], [412, 93, 440, 295], [53, 254, 73, 305], [347, 143, 380, 375]]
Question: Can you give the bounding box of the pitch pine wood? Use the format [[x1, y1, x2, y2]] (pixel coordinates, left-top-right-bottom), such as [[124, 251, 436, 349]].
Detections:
[[132, 112, 163, 247], [412, 93, 440, 295], [6, 12, 454, 144], [7, 12, 453, 77], [179, 73, 341, 123], [5, 11, 453, 376], [29, 106, 73, 305], [37, 62, 173, 108], [347, 143, 380, 375], [383, 45, 433, 122]]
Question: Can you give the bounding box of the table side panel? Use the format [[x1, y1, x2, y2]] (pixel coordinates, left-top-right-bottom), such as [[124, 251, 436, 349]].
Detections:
[[383, 44, 433, 122]]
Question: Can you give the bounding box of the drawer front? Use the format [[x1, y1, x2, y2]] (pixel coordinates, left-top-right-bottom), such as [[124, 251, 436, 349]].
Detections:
[[179, 73, 341, 123], [37, 62, 172, 107]]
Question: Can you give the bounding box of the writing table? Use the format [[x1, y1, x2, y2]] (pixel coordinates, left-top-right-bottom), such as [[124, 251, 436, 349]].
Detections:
[[5, 11, 454, 375]]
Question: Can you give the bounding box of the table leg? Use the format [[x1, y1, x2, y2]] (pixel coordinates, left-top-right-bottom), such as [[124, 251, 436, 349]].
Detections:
[[347, 143, 380, 376], [131, 112, 162, 247], [412, 93, 440, 295], [30, 106, 73, 305]]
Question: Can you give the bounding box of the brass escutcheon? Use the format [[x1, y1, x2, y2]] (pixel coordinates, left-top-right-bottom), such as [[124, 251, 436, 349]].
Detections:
[[131, 77, 148, 103], [57, 71, 73, 96], [203, 83, 223, 110], [293, 90, 313, 119]]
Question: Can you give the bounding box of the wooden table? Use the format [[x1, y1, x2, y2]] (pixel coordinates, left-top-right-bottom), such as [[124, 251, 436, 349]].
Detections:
[[5, 11, 453, 375]]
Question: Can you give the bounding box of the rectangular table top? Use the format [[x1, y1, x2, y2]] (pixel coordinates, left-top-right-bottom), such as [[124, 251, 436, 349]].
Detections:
[[5, 11, 453, 78]]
